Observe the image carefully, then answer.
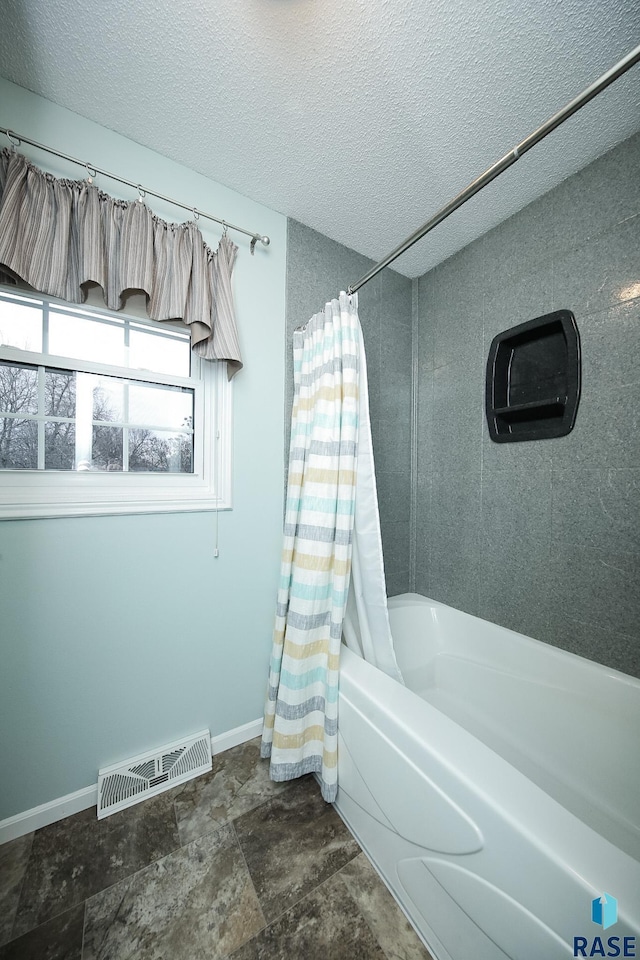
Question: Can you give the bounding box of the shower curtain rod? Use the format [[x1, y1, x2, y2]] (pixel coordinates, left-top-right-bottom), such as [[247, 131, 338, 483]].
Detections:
[[0, 127, 271, 253], [348, 42, 640, 295]]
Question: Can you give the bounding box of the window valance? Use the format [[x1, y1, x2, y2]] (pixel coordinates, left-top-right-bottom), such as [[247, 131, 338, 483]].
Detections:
[[0, 148, 242, 377]]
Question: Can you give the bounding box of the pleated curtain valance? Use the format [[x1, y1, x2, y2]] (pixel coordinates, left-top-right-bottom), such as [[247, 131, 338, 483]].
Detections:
[[0, 148, 243, 377]]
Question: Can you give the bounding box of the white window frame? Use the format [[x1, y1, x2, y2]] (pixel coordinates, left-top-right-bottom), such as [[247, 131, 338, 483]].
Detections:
[[0, 288, 233, 520]]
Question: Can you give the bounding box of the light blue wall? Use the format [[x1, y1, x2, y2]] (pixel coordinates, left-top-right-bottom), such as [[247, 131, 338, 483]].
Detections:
[[0, 79, 287, 819]]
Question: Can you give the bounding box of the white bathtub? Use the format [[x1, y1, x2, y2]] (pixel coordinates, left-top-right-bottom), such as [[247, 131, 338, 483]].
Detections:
[[336, 594, 640, 960]]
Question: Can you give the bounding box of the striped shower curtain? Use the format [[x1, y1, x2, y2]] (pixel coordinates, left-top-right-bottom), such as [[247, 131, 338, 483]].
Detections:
[[261, 292, 360, 802]]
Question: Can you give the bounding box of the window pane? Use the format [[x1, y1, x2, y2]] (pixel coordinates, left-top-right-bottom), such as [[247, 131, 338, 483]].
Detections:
[[0, 301, 43, 352], [45, 422, 76, 470], [45, 368, 76, 418], [129, 382, 193, 429], [129, 429, 193, 473], [91, 377, 125, 422], [49, 312, 125, 367], [129, 326, 191, 377], [92, 426, 123, 471], [0, 293, 208, 485], [0, 418, 38, 468], [0, 361, 38, 414]]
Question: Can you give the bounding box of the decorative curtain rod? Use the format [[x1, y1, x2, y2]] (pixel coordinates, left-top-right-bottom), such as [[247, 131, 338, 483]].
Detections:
[[1, 127, 271, 254], [348, 41, 640, 294]]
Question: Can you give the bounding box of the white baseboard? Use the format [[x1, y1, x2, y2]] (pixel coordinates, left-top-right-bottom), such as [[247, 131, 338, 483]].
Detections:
[[211, 717, 263, 755], [0, 717, 264, 846], [0, 784, 98, 846]]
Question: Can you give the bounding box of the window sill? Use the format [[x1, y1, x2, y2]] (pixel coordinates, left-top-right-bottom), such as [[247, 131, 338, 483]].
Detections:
[[0, 470, 232, 520], [0, 494, 232, 521]]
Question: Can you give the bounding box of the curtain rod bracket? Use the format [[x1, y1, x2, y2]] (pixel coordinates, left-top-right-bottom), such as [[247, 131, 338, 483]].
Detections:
[[250, 236, 270, 255]]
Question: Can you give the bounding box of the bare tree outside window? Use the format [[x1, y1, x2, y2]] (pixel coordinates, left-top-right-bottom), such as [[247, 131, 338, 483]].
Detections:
[[44, 368, 76, 468], [0, 361, 194, 473], [0, 362, 38, 468]]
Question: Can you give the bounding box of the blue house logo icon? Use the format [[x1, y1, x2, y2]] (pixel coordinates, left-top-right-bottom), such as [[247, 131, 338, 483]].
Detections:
[[592, 893, 618, 930]]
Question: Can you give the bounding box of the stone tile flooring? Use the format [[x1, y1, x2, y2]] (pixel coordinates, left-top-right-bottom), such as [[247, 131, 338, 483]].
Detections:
[[0, 738, 432, 959]]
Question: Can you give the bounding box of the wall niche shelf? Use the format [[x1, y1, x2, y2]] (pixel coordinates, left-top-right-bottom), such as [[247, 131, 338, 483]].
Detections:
[[485, 310, 581, 443]]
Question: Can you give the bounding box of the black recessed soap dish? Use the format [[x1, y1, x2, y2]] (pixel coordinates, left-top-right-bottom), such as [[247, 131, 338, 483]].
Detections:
[[486, 310, 581, 443]]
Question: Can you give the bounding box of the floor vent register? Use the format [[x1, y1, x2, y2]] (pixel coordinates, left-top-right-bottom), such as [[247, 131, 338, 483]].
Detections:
[[97, 730, 212, 819]]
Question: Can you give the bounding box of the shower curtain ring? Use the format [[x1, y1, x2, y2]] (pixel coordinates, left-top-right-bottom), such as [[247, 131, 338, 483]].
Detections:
[[84, 162, 96, 184], [136, 184, 146, 203], [193, 207, 200, 221]]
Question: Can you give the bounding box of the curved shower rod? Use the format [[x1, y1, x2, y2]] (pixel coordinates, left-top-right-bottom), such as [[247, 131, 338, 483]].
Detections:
[[348, 41, 640, 294], [1, 127, 271, 254]]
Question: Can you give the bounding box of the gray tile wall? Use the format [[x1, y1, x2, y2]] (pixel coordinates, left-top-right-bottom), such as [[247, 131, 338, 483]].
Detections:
[[285, 220, 413, 595], [415, 131, 640, 677]]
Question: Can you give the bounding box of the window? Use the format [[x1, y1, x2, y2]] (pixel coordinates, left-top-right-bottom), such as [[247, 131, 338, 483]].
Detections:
[[0, 289, 232, 519]]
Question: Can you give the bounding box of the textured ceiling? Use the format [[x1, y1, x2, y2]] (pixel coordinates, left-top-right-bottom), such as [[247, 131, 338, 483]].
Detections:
[[1, 0, 639, 278]]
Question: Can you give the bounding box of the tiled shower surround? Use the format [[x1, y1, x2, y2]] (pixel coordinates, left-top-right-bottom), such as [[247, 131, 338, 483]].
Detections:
[[285, 220, 413, 597], [0, 739, 431, 959], [415, 130, 640, 678], [287, 130, 640, 678]]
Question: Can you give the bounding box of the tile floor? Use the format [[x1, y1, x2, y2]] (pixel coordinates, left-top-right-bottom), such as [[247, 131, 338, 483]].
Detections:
[[0, 738, 433, 959]]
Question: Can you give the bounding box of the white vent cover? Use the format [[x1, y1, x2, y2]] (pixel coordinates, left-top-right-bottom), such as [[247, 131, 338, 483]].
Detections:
[[97, 729, 212, 819]]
